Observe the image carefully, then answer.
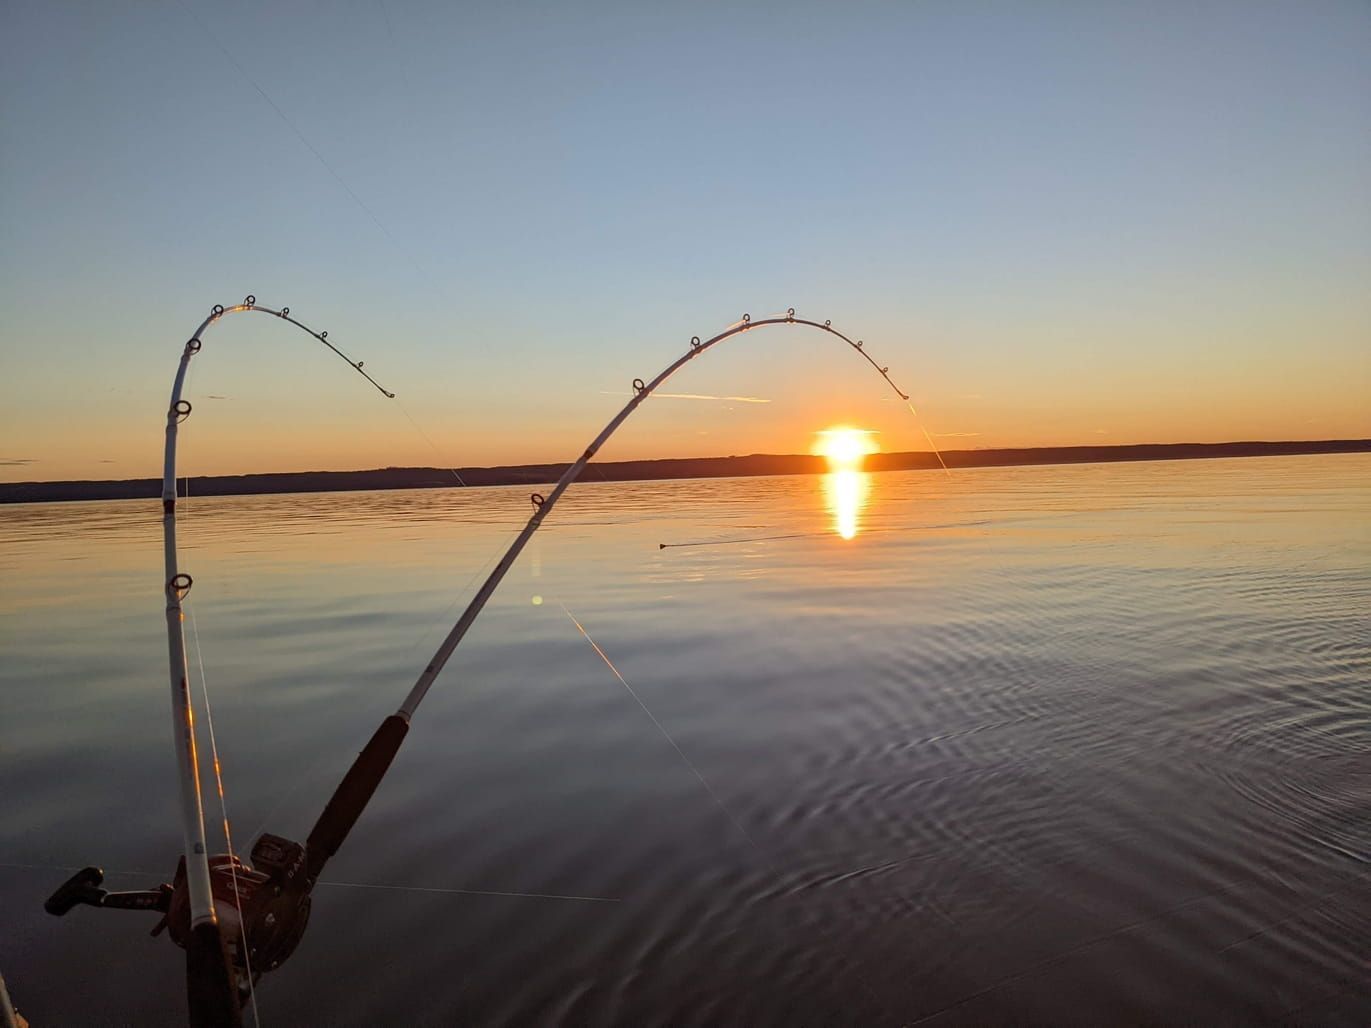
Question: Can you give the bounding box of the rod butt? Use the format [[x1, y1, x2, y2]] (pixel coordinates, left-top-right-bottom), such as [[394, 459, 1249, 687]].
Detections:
[[185, 922, 241, 1028]]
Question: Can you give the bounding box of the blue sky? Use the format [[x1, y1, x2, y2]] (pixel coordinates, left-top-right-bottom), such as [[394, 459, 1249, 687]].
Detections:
[[2, 1, 1367, 479]]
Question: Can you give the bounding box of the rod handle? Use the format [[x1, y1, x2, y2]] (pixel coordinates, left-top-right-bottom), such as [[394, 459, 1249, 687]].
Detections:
[[305, 714, 409, 880], [185, 922, 242, 1028]]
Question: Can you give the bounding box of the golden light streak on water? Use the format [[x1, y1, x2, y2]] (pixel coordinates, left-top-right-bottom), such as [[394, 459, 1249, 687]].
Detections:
[[824, 468, 870, 539]]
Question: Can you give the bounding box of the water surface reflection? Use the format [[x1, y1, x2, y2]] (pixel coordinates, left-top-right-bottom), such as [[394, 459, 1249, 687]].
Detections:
[[3, 456, 1370, 1025], [823, 469, 870, 539]]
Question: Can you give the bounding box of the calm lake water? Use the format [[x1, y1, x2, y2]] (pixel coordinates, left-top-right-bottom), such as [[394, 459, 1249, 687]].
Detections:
[[2, 454, 1369, 1025]]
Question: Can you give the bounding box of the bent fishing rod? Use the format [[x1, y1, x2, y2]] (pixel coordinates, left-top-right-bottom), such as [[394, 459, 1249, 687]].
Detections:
[[46, 306, 916, 1027], [47, 297, 393, 1028], [306, 311, 913, 896]]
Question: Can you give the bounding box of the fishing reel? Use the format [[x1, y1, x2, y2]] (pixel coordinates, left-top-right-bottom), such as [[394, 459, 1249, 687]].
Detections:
[[45, 833, 313, 998], [45, 712, 408, 1026]]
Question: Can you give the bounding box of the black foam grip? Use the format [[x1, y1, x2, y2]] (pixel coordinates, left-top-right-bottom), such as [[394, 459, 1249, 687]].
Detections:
[[185, 922, 242, 1027], [305, 715, 409, 880]]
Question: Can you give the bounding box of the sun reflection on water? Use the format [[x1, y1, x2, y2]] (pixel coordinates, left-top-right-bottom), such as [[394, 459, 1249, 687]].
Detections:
[[815, 426, 877, 539], [825, 468, 870, 539]]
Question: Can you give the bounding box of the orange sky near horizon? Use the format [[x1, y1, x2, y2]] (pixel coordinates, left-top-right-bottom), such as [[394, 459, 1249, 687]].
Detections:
[[3, 5, 1368, 485], [4, 320, 1367, 483]]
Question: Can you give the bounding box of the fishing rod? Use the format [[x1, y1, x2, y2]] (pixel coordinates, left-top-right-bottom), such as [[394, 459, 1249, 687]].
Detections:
[[45, 307, 917, 1027], [0, 971, 20, 1028], [302, 310, 916, 888], [46, 297, 393, 1028]]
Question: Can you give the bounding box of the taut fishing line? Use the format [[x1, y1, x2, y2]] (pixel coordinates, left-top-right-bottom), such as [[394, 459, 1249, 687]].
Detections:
[[241, 519, 531, 849], [47, 306, 939, 1026], [158, 299, 562, 915], [314, 880, 618, 904], [659, 529, 888, 550], [176, 1, 439, 295], [167, 300, 392, 868], [9, 860, 617, 905], [559, 603, 767, 862], [187, 602, 262, 1028], [908, 400, 952, 476], [179, 359, 261, 1018], [393, 397, 468, 487], [2, 863, 161, 878], [657, 519, 993, 551], [552, 606, 901, 1022], [373, 0, 414, 97], [395, 310, 923, 722]]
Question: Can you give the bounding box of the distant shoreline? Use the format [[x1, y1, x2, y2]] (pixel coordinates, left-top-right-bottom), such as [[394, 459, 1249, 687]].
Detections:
[[2, 439, 1367, 504]]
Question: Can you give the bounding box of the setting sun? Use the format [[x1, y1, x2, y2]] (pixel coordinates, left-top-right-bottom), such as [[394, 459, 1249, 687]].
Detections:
[[813, 427, 879, 471], [813, 427, 878, 540]]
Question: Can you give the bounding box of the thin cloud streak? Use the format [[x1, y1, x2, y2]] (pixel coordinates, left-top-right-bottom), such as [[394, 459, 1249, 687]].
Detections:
[[599, 391, 770, 404]]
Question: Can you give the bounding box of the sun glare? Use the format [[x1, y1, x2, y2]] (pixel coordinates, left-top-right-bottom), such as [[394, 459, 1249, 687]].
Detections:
[[814, 427, 877, 539], [814, 427, 878, 471]]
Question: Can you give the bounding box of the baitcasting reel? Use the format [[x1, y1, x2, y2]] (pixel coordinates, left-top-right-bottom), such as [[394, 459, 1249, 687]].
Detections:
[[45, 833, 312, 999]]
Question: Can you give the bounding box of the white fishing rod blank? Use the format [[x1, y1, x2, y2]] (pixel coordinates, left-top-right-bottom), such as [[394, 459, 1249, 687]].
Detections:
[[400, 311, 910, 717]]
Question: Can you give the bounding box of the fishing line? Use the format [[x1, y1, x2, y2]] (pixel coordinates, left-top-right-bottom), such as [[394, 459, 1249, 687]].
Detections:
[[315, 880, 619, 904], [177, 1, 436, 292], [397, 311, 923, 720], [554, 598, 950, 895], [238, 766, 317, 851], [167, 295, 467, 845], [659, 529, 884, 550], [1, 862, 615, 905], [0, 862, 160, 877], [187, 601, 262, 1028], [238, 525, 520, 848], [554, 596, 902, 1021], [176, 380, 265, 1019], [392, 395, 467, 486], [555, 584, 904, 1025], [907, 400, 952, 476], [111, 308, 940, 1021], [402, 520, 529, 657], [558, 603, 767, 863], [657, 519, 992, 550], [373, 0, 418, 101]]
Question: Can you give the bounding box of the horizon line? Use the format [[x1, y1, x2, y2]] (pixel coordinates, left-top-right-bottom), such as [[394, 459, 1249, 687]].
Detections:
[[2, 438, 1368, 504]]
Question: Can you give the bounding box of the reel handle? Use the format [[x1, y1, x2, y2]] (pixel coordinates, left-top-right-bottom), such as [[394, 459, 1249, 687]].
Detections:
[[44, 867, 105, 916]]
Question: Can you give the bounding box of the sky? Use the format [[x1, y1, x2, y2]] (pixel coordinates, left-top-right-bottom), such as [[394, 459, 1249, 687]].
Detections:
[[2, 1, 1368, 481]]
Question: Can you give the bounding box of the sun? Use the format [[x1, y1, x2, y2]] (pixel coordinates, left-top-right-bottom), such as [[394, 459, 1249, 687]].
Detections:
[[813, 426, 878, 471]]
